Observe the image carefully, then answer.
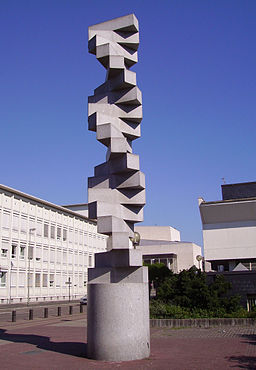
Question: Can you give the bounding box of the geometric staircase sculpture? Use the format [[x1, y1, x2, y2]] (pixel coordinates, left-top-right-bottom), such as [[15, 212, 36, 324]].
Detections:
[[88, 13, 145, 250], [87, 14, 149, 362]]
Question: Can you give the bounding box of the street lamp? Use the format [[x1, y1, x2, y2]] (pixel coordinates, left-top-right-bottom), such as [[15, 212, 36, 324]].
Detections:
[[196, 255, 203, 270], [27, 228, 36, 306], [66, 277, 72, 302], [130, 232, 141, 248], [9, 261, 14, 304]]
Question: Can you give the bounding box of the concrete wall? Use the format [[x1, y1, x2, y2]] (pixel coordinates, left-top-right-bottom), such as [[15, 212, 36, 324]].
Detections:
[[135, 226, 181, 242], [139, 241, 202, 272], [63, 204, 89, 218], [203, 222, 256, 261], [200, 199, 256, 263], [0, 185, 107, 304], [222, 182, 256, 200], [207, 271, 256, 309]]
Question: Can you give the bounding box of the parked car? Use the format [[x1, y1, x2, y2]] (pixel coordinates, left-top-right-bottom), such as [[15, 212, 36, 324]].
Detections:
[[80, 295, 87, 305]]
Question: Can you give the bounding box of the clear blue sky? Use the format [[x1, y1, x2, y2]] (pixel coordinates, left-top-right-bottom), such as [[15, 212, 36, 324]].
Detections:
[[0, 0, 255, 246]]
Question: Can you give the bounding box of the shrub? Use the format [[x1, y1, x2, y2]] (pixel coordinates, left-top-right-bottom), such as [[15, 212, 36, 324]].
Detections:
[[149, 300, 249, 319], [149, 265, 245, 318]]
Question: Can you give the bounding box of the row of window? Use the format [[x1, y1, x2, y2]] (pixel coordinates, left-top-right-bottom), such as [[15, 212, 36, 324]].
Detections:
[[1, 211, 104, 244], [0, 271, 87, 288], [1, 243, 93, 266]]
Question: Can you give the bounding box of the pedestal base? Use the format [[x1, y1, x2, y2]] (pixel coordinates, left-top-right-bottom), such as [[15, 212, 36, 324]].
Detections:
[[87, 267, 150, 361]]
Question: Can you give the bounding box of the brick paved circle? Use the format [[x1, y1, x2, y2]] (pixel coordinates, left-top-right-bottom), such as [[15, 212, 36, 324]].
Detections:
[[0, 318, 256, 369]]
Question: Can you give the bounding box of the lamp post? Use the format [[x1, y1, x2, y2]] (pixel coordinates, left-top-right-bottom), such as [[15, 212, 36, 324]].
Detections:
[[196, 255, 203, 270], [27, 228, 36, 306], [9, 261, 13, 304], [130, 232, 141, 248]]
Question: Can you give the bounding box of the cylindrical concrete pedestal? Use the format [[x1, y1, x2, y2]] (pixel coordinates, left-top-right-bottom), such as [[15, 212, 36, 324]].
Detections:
[[87, 282, 150, 361]]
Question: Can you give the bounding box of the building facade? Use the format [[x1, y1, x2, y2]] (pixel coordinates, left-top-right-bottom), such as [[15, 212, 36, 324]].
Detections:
[[135, 226, 202, 272], [0, 184, 107, 304], [199, 181, 256, 272]]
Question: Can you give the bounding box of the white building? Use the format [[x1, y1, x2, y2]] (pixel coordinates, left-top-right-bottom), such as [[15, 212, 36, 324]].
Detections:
[[0, 184, 107, 304], [135, 226, 202, 272], [199, 181, 256, 272]]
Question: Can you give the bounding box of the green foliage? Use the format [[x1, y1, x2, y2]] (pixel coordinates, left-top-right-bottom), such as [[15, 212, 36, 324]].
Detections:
[[247, 305, 256, 318], [149, 265, 245, 318], [150, 300, 248, 319], [145, 262, 172, 284]]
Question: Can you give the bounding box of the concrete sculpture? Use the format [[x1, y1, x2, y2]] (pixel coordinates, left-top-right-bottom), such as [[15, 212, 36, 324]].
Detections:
[[87, 14, 150, 361]]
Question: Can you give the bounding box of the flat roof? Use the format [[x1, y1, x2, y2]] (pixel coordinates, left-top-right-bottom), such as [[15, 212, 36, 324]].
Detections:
[[62, 203, 88, 207], [140, 239, 193, 246], [222, 181, 256, 187], [200, 197, 256, 206], [0, 184, 96, 225]]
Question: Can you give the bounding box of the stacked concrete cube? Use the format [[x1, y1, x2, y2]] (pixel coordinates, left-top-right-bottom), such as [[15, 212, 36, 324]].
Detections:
[[87, 14, 150, 361], [88, 13, 145, 250]]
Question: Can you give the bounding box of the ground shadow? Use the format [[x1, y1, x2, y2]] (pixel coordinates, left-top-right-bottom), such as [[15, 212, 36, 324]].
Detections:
[[227, 334, 256, 369], [228, 355, 256, 369], [240, 334, 256, 346], [0, 328, 87, 358]]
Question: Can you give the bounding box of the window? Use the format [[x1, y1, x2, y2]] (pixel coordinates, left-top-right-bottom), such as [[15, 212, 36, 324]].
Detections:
[[36, 246, 42, 261], [11, 244, 17, 259], [63, 229, 67, 241], [57, 227, 61, 240], [12, 214, 19, 231], [20, 245, 25, 259], [2, 212, 10, 229], [74, 230, 78, 244], [56, 274, 61, 287], [0, 271, 7, 287], [21, 216, 27, 233], [62, 274, 67, 287], [1, 248, 8, 257], [44, 223, 49, 238], [19, 272, 25, 287], [28, 245, 34, 260], [43, 274, 48, 287], [29, 218, 35, 231], [36, 220, 42, 236], [43, 247, 49, 262], [143, 259, 151, 265], [69, 229, 73, 243], [251, 263, 256, 271], [11, 272, 17, 287], [247, 294, 256, 311], [68, 250, 73, 265], [79, 274, 83, 287], [80, 252, 84, 266], [63, 251, 67, 264], [50, 225, 55, 239], [56, 249, 61, 264], [50, 248, 55, 263], [35, 273, 41, 287], [1, 241, 8, 257], [74, 275, 78, 288], [89, 255, 92, 267], [27, 273, 33, 287], [49, 274, 54, 287]]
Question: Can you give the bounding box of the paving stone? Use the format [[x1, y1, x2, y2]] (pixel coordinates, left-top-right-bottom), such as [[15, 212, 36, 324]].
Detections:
[[0, 318, 256, 369]]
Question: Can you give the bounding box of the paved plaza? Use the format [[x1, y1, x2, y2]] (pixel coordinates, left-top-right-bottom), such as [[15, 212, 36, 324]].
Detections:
[[0, 315, 256, 369]]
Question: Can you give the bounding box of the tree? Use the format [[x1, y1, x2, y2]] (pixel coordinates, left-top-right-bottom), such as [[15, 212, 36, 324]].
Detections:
[[153, 266, 242, 314], [144, 262, 172, 297]]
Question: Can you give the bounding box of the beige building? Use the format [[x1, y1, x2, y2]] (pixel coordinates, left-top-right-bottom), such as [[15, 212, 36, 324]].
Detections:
[[199, 181, 256, 272], [135, 225, 202, 272], [0, 184, 107, 304]]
